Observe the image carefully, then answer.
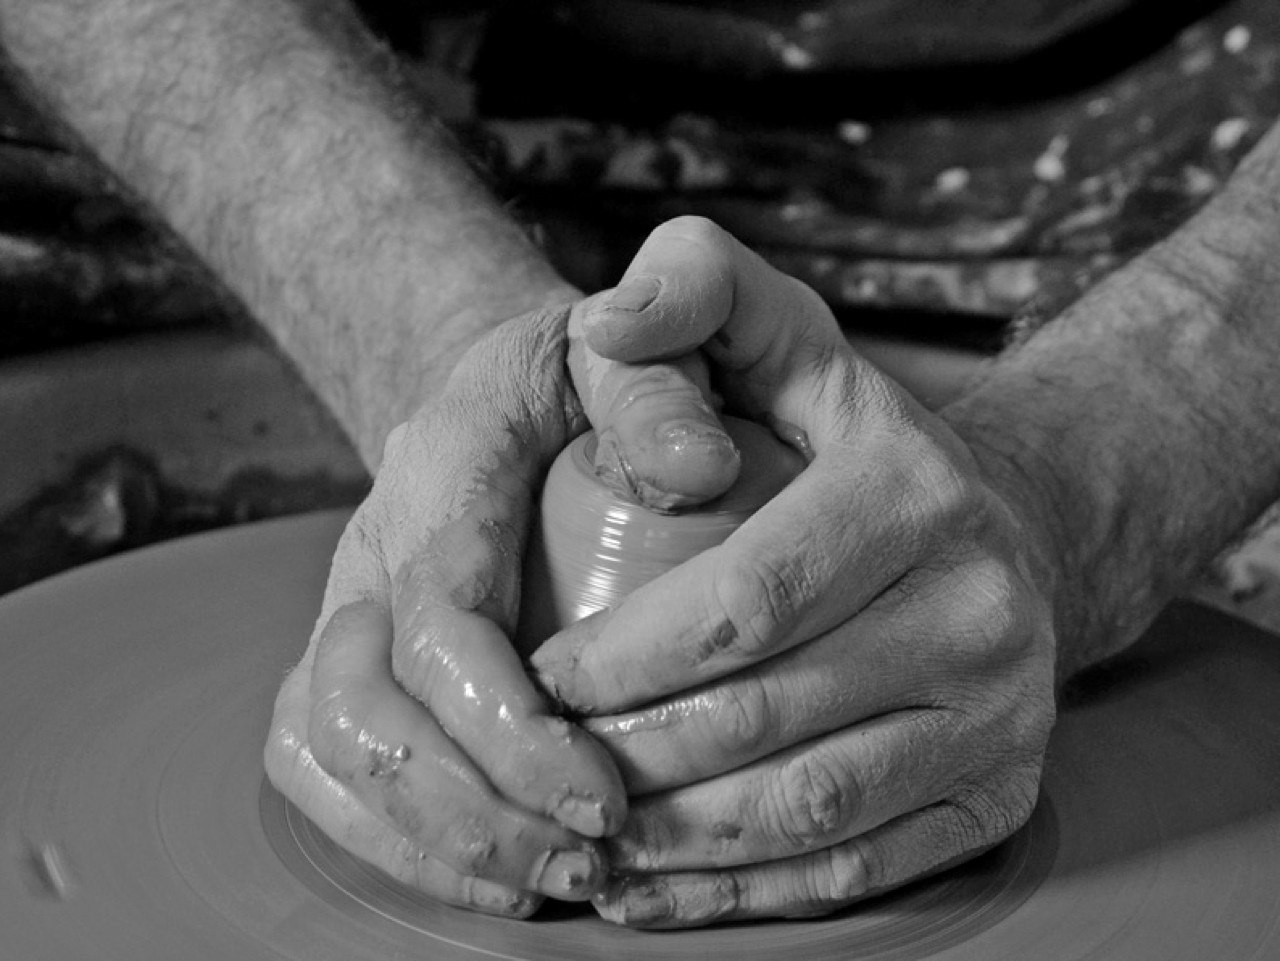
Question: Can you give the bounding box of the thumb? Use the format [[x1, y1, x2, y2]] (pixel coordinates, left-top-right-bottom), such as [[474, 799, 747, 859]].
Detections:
[[567, 289, 739, 512]]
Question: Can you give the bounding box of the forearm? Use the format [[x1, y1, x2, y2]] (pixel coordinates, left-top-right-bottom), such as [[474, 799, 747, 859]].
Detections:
[[0, 0, 576, 467], [943, 120, 1280, 678]]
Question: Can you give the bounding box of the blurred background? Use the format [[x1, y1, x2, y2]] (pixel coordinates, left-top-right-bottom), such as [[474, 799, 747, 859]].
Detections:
[[3, 0, 1278, 620]]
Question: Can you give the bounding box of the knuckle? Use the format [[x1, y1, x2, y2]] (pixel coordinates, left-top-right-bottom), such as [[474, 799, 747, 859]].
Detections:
[[792, 846, 869, 916], [948, 776, 1039, 850], [444, 816, 499, 876], [672, 873, 742, 925], [467, 311, 571, 422], [854, 435, 976, 562], [707, 674, 775, 758], [952, 560, 1026, 657], [704, 554, 811, 661], [714, 871, 745, 917], [769, 753, 857, 848], [999, 664, 1058, 748], [703, 872, 744, 923]]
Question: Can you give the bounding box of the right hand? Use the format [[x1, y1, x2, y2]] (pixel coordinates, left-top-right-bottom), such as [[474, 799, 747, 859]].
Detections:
[[532, 218, 1060, 928]]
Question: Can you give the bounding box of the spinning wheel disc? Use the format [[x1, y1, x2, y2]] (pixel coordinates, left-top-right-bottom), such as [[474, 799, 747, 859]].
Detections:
[[4, 512, 1280, 959]]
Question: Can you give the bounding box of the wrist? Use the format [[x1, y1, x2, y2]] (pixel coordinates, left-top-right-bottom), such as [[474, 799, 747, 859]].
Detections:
[[943, 236, 1280, 678], [938, 261, 1217, 676], [938, 404, 1080, 678]]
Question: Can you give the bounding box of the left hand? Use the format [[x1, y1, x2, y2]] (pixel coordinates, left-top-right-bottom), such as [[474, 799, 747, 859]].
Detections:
[[531, 217, 1061, 927], [264, 289, 740, 918]]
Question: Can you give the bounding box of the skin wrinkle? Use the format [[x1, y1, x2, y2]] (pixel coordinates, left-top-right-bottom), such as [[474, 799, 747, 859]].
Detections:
[[776, 753, 848, 846]]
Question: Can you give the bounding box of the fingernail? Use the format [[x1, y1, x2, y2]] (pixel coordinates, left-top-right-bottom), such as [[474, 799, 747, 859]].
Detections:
[[657, 419, 739, 456], [550, 792, 608, 837], [605, 276, 661, 313], [530, 617, 603, 714], [474, 884, 540, 918], [657, 418, 716, 443], [595, 877, 674, 926], [534, 848, 601, 899]]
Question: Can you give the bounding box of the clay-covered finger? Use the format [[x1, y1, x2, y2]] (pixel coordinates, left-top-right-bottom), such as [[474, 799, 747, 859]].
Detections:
[[306, 601, 607, 899], [567, 296, 739, 511], [603, 708, 976, 876], [265, 660, 542, 918], [595, 793, 1032, 928], [388, 496, 627, 838]]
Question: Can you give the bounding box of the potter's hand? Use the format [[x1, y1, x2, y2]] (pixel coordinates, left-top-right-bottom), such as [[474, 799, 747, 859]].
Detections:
[[532, 218, 1060, 928], [264, 298, 737, 917]]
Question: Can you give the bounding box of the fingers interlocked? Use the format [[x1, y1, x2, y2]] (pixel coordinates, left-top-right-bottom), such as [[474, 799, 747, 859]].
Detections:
[[528, 217, 1060, 928]]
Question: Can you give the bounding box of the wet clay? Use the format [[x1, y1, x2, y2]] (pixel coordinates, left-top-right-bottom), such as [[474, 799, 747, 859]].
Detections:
[[516, 417, 805, 651]]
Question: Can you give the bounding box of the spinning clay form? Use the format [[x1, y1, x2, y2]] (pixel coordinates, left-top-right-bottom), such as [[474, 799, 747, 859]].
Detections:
[[518, 416, 807, 649]]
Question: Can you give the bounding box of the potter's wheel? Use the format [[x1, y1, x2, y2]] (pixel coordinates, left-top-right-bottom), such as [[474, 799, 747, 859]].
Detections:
[[5, 511, 1280, 959]]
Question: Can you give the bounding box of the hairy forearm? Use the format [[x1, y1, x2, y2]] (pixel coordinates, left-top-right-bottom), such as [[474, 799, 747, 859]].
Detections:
[[0, 0, 576, 467], [944, 120, 1280, 678]]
